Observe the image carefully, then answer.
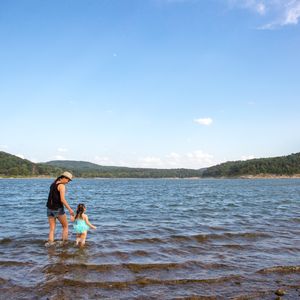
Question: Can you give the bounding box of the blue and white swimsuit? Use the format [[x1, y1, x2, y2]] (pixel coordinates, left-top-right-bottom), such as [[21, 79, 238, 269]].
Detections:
[[73, 219, 90, 234]]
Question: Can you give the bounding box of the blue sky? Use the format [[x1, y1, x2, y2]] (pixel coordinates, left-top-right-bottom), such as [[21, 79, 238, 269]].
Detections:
[[1, 0, 300, 168]]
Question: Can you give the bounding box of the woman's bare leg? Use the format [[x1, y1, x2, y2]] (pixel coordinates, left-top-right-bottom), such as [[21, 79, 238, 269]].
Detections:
[[57, 214, 68, 241], [48, 217, 56, 242]]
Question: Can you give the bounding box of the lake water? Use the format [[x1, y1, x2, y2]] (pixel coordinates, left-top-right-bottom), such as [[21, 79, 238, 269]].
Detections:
[[1, 178, 300, 299]]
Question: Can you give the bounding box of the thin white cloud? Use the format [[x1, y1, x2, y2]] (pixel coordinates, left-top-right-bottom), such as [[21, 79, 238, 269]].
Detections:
[[257, 2, 266, 15], [229, 0, 300, 28], [228, 0, 266, 15], [16, 154, 25, 159], [241, 154, 256, 161], [194, 117, 213, 126], [138, 150, 214, 169], [57, 147, 68, 153], [243, 0, 266, 15], [54, 155, 65, 160], [91, 150, 215, 169], [160, 0, 300, 28], [284, 1, 300, 24], [138, 156, 164, 167], [94, 156, 116, 165]]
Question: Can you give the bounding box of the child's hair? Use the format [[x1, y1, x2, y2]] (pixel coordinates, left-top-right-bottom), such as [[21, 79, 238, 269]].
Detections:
[[75, 203, 86, 220]]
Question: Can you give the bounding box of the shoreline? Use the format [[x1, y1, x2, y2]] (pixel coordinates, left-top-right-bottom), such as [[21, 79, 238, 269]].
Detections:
[[1, 174, 300, 180], [239, 174, 300, 179]]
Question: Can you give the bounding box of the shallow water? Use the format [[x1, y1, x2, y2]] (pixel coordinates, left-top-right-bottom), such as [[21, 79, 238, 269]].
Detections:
[[1, 178, 300, 299]]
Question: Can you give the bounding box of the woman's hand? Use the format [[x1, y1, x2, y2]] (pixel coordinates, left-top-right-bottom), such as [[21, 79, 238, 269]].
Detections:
[[69, 208, 74, 216]]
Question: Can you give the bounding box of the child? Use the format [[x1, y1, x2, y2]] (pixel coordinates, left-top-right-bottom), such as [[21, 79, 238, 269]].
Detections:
[[71, 203, 96, 247]]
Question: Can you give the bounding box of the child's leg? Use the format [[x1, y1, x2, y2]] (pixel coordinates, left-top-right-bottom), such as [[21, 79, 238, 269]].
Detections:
[[80, 232, 87, 246], [76, 234, 81, 245]]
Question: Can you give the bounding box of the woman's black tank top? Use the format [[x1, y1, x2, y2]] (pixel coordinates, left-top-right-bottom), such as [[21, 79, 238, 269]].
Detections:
[[47, 182, 63, 209]]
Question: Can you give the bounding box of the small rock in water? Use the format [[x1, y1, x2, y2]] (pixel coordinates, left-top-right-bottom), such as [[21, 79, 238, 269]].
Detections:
[[275, 289, 286, 296]]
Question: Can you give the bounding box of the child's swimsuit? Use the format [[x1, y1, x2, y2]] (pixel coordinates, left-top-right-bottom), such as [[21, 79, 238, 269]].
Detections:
[[74, 219, 90, 234]]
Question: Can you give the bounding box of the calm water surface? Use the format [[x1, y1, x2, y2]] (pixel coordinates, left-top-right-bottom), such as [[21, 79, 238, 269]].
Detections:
[[1, 178, 300, 299]]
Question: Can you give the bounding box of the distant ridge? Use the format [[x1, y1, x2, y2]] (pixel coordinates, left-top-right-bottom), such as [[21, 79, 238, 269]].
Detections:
[[44, 160, 203, 178], [202, 152, 300, 177], [1, 150, 300, 178], [0, 151, 62, 177], [0, 152, 203, 178]]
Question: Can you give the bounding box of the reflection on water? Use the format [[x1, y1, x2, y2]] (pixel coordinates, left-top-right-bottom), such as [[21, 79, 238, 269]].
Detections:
[[1, 178, 300, 299]]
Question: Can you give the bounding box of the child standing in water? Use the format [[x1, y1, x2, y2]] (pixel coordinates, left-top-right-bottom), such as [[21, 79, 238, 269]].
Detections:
[[71, 203, 96, 247]]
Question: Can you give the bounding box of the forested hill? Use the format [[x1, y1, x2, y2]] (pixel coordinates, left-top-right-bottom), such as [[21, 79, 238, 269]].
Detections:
[[0, 151, 203, 178], [2, 150, 300, 178], [202, 152, 300, 177], [0, 151, 62, 177], [44, 160, 203, 178]]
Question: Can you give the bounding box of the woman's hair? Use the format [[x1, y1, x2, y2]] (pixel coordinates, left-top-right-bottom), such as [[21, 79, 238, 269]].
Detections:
[[75, 203, 86, 220], [55, 175, 68, 182]]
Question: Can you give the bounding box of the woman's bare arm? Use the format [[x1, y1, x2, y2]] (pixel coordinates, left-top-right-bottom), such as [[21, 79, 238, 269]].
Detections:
[[58, 184, 74, 215]]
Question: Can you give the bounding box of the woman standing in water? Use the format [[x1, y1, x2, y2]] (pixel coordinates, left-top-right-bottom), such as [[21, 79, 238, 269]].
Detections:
[[46, 171, 74, 246]]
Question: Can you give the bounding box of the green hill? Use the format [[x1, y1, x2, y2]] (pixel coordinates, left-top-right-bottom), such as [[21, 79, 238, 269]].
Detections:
[[44, 160, 203, 178], [0, 151, 62, 177], [202, 152, 300, 178], [0, 151, 203, 178], [2, 150, 300, 178]]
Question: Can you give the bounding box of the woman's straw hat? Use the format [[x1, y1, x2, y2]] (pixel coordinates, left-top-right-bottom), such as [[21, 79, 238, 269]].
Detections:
[[61, 171, 73, 181]]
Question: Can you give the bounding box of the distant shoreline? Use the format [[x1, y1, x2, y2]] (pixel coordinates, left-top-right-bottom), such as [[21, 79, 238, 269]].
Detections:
[[1, 175, 300, 180], [239, 174, 300, 179]]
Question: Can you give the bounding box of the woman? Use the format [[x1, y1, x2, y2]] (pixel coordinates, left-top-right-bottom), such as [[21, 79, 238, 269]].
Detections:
[[46, 171, 74, 245]]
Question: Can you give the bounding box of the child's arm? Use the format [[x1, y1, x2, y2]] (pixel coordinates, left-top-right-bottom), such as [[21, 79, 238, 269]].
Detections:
[[84, 215, 96, 229], [70, 215, 75, 222]]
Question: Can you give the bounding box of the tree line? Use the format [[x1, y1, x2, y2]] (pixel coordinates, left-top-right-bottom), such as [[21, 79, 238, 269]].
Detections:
[[202, 153, 300, 177], [0, 151, 202, 178], [0, 151, 62, 177], [2, 150, 300, 178]]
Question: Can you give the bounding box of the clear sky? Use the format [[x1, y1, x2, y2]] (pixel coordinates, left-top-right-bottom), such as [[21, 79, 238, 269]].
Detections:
[[1, 0, 300, 169]]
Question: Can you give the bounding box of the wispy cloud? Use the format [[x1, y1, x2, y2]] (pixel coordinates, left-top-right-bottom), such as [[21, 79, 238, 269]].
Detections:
[[92, 150, 215, 169], [94, 156, 116, 166], [159, 0, 300, 28], [229, 0, 300, 28], [241, 154, 256, 161], [57, 147, 68, 153], [229, 0, 266, 15], [284, 1, 300, 24], [54, 155, 65, 160], [138, 150, 214, 169], [194, 117, 213, 126], [16, 154, 25, 159]]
